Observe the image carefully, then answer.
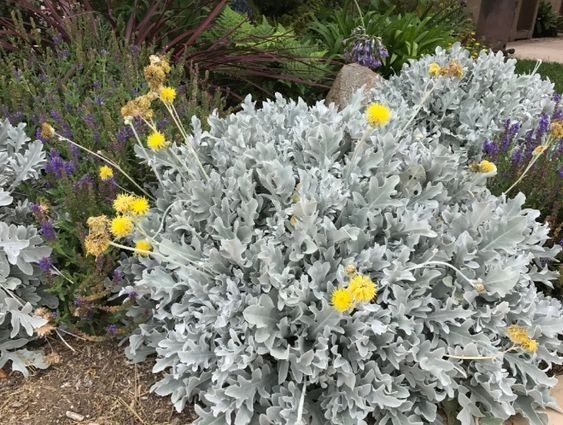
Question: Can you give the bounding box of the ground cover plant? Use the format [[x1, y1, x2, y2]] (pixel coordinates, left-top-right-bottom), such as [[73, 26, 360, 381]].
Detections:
[[0, 120, 56, 376], [66, 47, 563, 424]]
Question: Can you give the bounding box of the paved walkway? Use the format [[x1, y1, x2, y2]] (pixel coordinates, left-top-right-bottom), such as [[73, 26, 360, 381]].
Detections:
[[507, 37, 563, 63]]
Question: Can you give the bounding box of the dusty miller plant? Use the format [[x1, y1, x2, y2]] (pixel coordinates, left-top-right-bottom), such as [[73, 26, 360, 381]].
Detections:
[[0, 119, 54, 376], [386, 44, 557, 159], [116, 70, 562, 425]]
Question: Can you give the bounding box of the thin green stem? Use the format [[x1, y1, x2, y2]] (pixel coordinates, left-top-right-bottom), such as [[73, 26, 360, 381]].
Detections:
[[54, 132, 154, 200], [352, 0, 366, 28]]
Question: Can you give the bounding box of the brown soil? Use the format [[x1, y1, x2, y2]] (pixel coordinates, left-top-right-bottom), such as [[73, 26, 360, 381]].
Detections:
[[0, 337, 195, 425]]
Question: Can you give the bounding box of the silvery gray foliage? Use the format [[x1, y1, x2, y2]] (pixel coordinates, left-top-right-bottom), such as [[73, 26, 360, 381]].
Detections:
[[384, 44, 557, 158], [120, 88, 562, 423], [0, 119, 53, 376]]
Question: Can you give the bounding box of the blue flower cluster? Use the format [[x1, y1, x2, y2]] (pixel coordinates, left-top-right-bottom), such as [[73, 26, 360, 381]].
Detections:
[[344, 27, 388, 70]]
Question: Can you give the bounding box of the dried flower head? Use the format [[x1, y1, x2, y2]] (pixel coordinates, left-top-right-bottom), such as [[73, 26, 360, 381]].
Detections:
[[474, 280, 486, 294], [345, 264, 357, 275], [85, 215, 111, 257], [550, 119, 563, 139], [120, 94, 154, 120], [441, 60, 464, 78], [40, 122, 55, 139], [144, 55, 171, 92], [532, 145, 547, 156], [36, 323, 56, 337]]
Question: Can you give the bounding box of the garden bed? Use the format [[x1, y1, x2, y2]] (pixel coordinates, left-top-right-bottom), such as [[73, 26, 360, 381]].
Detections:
[[0, 338, 195, 425]]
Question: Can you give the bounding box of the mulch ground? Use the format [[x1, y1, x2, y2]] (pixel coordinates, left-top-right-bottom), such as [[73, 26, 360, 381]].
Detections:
[[0, 337, 195, 425]]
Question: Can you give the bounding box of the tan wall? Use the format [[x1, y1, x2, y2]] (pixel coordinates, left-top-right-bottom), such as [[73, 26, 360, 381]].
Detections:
[[466, 0, 482, 22]]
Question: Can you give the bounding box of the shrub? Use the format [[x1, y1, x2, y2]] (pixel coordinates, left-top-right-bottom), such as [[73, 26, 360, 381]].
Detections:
[[0, 119, 55, 376], [385, 44, 557, 158], [534, 0, 562, 38], [97, 51, 563, 423], [0, 19, 225, 338]]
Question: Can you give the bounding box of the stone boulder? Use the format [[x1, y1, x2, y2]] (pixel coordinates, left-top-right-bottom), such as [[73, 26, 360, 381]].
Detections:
[[325, 63, 384, 110]]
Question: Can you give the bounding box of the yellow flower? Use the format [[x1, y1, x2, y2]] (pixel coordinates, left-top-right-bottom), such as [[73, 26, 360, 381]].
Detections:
[[550, 120, 563, 139], [507, 325, 530, 345], [147, 131, 167, 151], [331, 288, 354, 312], [134, 240, 152, 256], [522, 338, 538, 353], [98, 165, 114, 181], [113, 194, 135, 214], [478, 160, 496, 174], [532, 145, 546, 156], [428, 63, 442, 76], [348, 274, 377, 302], [40, 122, 55, 139], [160, 86, 176, 103], [130, 196, 149, 216], [110, 215, 134, 239], [365, 103, 391, 127]]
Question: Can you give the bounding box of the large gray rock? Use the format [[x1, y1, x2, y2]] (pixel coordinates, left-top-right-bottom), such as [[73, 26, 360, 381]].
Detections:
[[326, 63, 384, 110]]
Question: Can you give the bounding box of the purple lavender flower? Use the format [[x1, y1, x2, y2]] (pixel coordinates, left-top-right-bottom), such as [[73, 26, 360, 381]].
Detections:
[[112, 269, 123, 283], [559, 167, 563, 178], [45, 149, 74, 177], [52, 33, 63, 45], [40, 221, 56, 241], [73, 174, 94, 190], [508, 122, 520, 137], [106, 324, 118, 335], [553, 93, 561, 103], [511, 148, 524, 166], [127, 290, 138, 300], [536, 113, 550, 141], [30, 203, 42, 216], [38, 256, 53, 273], [74, 297, 83, 306], [482, 139, 498, 156]]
